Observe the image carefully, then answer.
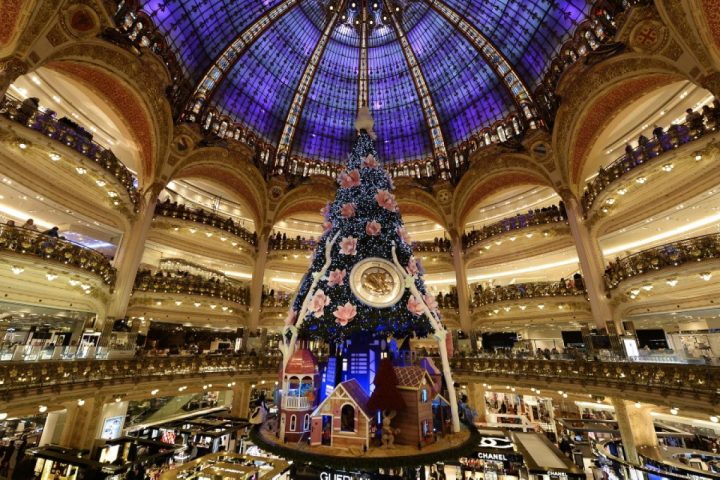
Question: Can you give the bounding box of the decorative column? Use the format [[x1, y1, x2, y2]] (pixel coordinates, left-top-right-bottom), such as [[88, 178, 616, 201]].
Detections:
[[450, 231, 472, 332], [561, 191, 615, 331], [59, 396, 104, 450], [611, 398, 658, 465], [465, 382, 487, 423], [249, 230, 270, 330], [0, 57, 28, 98], [107, 187, 162, 322], [231, 381, 252, 418]]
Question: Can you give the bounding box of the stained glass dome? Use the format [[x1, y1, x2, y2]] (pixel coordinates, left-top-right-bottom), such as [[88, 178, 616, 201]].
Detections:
[[140, 0, 591, 163]]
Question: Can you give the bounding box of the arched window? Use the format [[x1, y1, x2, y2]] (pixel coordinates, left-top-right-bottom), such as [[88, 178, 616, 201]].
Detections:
[[290, 415, 297, 431], [303, 414, 310, 431], [340, 405, 355, 432]]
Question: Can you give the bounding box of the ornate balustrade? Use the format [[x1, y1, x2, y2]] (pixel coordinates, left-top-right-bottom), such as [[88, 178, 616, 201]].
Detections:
[[269, 236, 317, 252], [412, 240, 452, 253], [0, 224, 116, 286], [582, 114, 719, 213], [262, 291, 293, 308], [604, 233, 720, 289], [451, 357, 720, 401], [0, 355, 279, 400], [154, 201, 257, 246], [133, 271, 250, 305], [0, 95, 140, 210], [463, 207, 566, 251], [472, 281, 585, 307]]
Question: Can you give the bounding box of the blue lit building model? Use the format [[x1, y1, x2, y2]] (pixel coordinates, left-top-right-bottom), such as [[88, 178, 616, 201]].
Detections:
[[277, 108, 460, 452]]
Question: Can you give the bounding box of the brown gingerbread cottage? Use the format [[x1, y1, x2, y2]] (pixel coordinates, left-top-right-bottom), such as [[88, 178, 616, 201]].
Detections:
[[310, 379, 372, 450], [392, 366, 437, 447]]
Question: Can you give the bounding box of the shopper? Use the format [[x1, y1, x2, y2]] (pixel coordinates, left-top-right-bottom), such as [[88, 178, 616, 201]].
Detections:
[[21, 219, 38, 231], [42, 226, 60, 237]]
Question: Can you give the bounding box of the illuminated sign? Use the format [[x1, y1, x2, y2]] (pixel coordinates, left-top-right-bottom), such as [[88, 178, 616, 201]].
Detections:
[[478, 436, 514, 449], [478, 452, 509, 461]]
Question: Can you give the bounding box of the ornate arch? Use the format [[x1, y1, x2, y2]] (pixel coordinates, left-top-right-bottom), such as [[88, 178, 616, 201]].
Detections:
[[272, 182, 336, 227], [42, 40, 174, 185], [171, 160, 266, 229], [553, 54, 687, 189], [452, 153, 552, 229], [0, 0, 38, 56], [393, 184, 447, 229]]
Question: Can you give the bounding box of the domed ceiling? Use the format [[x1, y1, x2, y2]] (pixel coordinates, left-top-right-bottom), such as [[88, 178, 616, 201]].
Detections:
[[141, 0, 590, 163]]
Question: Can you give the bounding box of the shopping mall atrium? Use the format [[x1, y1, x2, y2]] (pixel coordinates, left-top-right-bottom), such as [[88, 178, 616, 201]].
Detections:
[[0, 0, 720, 478]]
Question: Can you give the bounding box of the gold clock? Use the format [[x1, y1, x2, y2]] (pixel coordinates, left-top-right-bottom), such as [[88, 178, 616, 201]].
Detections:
[[350, 258, 404, 308]]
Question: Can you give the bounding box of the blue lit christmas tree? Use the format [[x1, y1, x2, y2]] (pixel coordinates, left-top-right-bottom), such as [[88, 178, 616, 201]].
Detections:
[[280, 108, 460, 433]]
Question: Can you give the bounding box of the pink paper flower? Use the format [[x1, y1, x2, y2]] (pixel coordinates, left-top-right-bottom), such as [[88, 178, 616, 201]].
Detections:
[[333, 302, 357, 326], [340, 203, 356, 219], [339, 169, 361, 188], [339, 236, 358, 255], [396, 226, 411, 244], [362, 154, 378, 169], [375, 189, 397, 211], [407, 256, 419, 275], [423, 294, 438, 312], [308, 289, 330, 317], [320, 203, 331, 218], [284, 309, 298, 326], [327, 269, 346, 287], [407, 295, 425, 316], [365, 220, 381, 236], [322, 221, 333, 233]]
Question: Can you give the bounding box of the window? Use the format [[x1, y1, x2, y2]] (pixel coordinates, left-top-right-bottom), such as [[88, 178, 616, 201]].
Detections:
[[341, 405, 355, 432], [303, 414, 310, 431], [290, 415, 297, 431], [421, 389, 428, 403]]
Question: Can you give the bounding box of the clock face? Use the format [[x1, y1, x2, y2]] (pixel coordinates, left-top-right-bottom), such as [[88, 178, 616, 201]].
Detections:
[[350, 258, 404, 308]]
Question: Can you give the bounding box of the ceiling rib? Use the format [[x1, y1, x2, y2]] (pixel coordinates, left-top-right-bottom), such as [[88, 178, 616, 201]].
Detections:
[[185, 0, 301, 116], [277, 2, 346, 157], [385, 0, 448, 160], [358, 3, 369, 111], [425, 0, 535, 112]]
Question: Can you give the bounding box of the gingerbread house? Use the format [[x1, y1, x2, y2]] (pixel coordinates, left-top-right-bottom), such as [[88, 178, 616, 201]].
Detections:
[[392, 366, 437, 447], [280, 348, 319, 442], [310, 379, 372, 450]]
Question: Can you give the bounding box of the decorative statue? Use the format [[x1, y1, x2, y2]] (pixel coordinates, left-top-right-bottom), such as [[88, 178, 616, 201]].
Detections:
[[380, 410, 400, 449]]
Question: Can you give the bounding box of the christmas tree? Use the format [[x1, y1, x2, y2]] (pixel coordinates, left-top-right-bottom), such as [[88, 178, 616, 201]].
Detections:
[[285, 131, 435, 342], [280, 109, 460, 433]]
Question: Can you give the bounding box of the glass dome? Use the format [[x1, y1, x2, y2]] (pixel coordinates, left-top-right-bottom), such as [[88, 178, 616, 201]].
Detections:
[[140, 0, 590, 163]]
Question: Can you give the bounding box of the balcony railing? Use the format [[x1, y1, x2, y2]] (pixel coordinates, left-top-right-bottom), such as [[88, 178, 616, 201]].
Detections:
[[604, 233, 720, 289], [269, 236, 317, 252], [155, 201, 257, 246], [0, 225, 116, 286], [0, 95, 140, 210], [582, 114, 719, 213], [283, 396, 310, 410], [472, 281, 585, 307], [463, 206, 567, 251], [0, 356, 279, 398], [412, 240, 452, 253], [450, 357, 720, 398], [133, 271, 250, 305]]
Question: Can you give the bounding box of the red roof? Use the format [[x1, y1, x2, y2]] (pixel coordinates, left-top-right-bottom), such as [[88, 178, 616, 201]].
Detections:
[[285, 349, 318, 374]]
